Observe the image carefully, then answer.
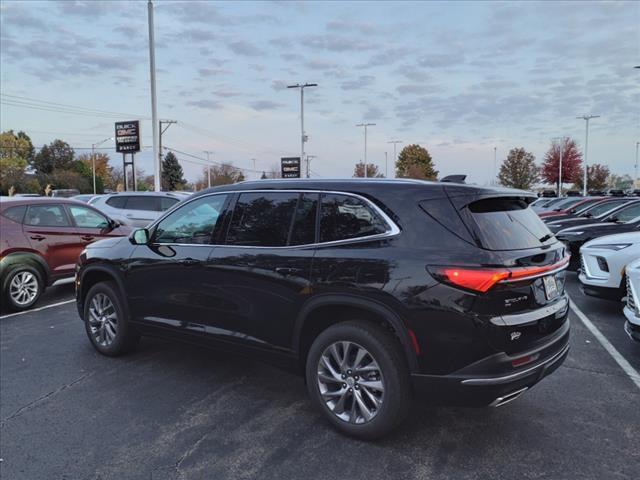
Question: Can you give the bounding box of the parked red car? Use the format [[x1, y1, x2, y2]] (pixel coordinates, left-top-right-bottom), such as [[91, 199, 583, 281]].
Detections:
[[1, 197, 131, 311], [538, 197, 603, 219]]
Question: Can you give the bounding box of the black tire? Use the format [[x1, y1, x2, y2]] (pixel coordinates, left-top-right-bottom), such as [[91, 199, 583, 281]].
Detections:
[[2, 264, 44, 312], [83, 281, 139, 356], [305, 320, 412, 440]]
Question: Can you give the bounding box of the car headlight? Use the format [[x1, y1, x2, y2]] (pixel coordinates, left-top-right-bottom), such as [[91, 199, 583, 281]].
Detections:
[[558, 231, 584, 236], [586, 243, 631, 251]]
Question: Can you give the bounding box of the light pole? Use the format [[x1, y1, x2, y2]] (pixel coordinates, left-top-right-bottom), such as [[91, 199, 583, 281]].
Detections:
[[577, 115, 600, 195], [357, 123, 375, 178], [387, 140, 402, 178], [635, 141, 639, 187], [493, 146, 497, 185], [147, 0, 160, 192], [552, 137, 566, 196], [287, 83, 318, 178], [384, 151, 388, 178], [91, 137, 113, 194], [204, 151, 213, 188]]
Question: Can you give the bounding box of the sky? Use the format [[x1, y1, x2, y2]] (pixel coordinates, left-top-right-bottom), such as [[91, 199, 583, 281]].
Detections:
[[1, 0, 639, 184]]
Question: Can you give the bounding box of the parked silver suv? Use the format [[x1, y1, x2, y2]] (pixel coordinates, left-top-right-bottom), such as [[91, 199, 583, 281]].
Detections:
[[90, 192, 182, 227]]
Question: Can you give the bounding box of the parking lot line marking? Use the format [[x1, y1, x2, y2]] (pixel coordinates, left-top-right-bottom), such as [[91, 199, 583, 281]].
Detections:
[[0, 299, 75, 320], [570, 300, 640, 391]]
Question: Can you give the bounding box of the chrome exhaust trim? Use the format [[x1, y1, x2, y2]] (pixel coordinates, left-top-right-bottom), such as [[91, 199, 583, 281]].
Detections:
[[489, 387, 529, 407]]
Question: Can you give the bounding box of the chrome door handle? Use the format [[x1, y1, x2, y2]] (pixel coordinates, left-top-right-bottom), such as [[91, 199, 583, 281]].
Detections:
[[179, 258, 200, 266], [81, 235, 95, 241], [30, 235, 45, 241]]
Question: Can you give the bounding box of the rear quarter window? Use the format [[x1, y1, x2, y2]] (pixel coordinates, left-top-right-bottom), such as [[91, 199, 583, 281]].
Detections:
[[105, 196, 127, 209], [1, 205, 27, 223]]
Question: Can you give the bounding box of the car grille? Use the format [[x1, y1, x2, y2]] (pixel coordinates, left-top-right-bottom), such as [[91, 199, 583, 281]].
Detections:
[[627, 275, 638, 315], [579, 254, 586, 275]]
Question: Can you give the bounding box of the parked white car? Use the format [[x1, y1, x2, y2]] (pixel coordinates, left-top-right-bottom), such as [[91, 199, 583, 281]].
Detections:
[[623, 258, 640, 342], [578, 231, 640, 299], [90, 192, 182, 227]]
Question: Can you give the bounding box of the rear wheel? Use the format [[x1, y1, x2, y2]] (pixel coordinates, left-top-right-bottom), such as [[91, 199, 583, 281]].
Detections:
[[305, 320, 412, 440], [3, 265, 44, 311], [84, 281, 139, 356]]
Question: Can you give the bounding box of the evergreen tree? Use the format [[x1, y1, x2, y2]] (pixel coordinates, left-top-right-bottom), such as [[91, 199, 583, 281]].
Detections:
[[161, 151, 187, 190]]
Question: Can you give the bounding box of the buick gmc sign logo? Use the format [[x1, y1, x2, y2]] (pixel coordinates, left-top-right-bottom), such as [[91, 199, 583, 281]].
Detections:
[[115, 120, 141, 153]]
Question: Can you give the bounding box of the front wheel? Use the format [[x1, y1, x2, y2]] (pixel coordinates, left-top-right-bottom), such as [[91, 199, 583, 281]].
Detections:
[[84, 281, 139, 356], [3, 265, 44, 311], [305, 321, 412, 440]]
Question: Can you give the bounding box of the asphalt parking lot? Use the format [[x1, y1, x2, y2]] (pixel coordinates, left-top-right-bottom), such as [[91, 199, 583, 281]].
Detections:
[[1, 274, 638, 480]]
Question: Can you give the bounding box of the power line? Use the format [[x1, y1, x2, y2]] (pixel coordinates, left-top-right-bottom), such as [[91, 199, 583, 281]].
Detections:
[[163, 145, 262, 174]]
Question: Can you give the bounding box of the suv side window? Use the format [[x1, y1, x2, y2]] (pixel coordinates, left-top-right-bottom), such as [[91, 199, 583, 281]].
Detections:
[[290, 193, 319, 245], [124, 196, 158, 211], [2, 205, 27, 223], [159, 197, 179, 211], [612, 203, 640, 223], [106, 196, 127, 209], [24, 204, 71, 227], [319, 193, 388, 243], [226, 192, 299, 247], [68, 205, 110, 229], [154, 194, 229, 244]]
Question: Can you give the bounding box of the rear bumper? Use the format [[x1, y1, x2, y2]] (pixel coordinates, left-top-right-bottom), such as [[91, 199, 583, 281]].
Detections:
[[411, 320, 570, 407], [580, 283, 624, 301]]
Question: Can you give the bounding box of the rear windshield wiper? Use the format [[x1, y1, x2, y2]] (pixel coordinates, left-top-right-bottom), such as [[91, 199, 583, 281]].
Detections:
[[539, 233, 554, 243]]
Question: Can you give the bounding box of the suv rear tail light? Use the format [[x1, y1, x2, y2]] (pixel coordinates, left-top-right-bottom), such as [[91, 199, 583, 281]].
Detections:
[[428, 256, 570, 294]]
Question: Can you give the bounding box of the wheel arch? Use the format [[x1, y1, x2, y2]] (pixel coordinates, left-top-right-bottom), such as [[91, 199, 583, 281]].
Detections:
[[293, 294, 419, 374], [78, 265, 129, 317], [0, 252, 50, 285]]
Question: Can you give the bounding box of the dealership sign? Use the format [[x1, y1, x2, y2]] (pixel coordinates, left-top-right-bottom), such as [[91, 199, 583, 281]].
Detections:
[[115, 121, 141, 153], [281, 157, 301, 178]]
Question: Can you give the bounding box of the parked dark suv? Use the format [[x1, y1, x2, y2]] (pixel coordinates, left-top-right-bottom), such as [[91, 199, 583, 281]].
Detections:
[[76, 179, 570, 438]]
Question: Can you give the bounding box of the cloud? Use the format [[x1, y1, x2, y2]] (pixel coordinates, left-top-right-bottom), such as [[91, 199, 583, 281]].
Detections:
[[301, 34, 377, 52], [57, 1, 111, 17], [181, 28, 218, 42], [113, 25, 139, 39], [228, 40, 264, 57], [187, 99, 223, 110], [360, 47, 412, 68], [417, 53, 462, 68], [340, 75, 376, 91], [198, 67, 229, 77], [165, 2, 276, 26], [326, 19, 379, 35], [396, 84, 435, 95], [249, 100, 284, 111], [271, 80, 289, 91], [0, 7, 48, 30]]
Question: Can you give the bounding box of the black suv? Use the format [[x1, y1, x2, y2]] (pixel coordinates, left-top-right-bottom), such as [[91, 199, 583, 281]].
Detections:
[[76, 179, 570, 439]]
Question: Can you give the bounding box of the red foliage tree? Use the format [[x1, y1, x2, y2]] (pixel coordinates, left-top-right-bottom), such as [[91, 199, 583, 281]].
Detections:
[[541, 138, 582, 186]]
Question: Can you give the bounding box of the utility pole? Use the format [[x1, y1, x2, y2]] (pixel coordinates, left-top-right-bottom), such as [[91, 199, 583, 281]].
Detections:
[[287, 83, 318, 178], [493, 146, 497, 185], [204, 151, 213, 188], [91, 137, 113, 194], [356, 123, 375, 178], [635, 141, 639, 187], [158, 120, 177, 189], [307, 155, 316, 176], [147, 0, 160, 192], [577, 115, 600, 196], [384, 151, 388, 178], [387, 140, 402, 178]]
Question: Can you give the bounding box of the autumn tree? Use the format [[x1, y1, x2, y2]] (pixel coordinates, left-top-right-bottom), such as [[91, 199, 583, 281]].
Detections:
[[573, 164, 610, 192], [161, 151, 187, 190], [78, 152, 112, 190], [396, 144, 438, 180], [541, 138, 582, 188], [0, 130, 33, 194], [497, 148, 539, 190], [353, 161, 384, 178], [32, 139, 75, 174], [194, 164, 245, 189]]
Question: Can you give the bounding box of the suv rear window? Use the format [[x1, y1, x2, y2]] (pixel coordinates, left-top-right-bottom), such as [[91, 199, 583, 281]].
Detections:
[[124, 196, 158, 211], [106, 196, 127, 208], [465, 197, 555, 251]]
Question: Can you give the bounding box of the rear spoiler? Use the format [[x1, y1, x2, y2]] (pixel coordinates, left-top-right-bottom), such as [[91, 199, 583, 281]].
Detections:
[[440, 175, 467, 184]]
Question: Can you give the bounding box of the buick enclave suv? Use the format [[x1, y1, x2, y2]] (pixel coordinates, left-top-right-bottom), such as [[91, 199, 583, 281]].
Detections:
[[76, 179, 570, 439]]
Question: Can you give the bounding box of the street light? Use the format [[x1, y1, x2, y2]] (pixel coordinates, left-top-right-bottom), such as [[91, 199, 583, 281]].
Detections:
[[287, 83, 318, 178], [387, 140, 402, 178], [577, 115, 600, 195], [551, 137, 567, 196], [91, 137, 113, 194], [357, 123, 375, 178], [635, 141, 639, 187]]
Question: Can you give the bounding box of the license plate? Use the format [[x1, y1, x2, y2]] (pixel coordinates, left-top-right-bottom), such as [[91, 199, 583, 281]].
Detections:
[[543, 275, 559, 300]]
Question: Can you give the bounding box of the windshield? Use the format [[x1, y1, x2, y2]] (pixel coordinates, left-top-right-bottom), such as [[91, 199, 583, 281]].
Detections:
[[582, 200, 629, 218], [606, 203, 640, 223]]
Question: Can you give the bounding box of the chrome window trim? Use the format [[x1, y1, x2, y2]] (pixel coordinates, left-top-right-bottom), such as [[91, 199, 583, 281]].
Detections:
[[148, 189, 401, 249]]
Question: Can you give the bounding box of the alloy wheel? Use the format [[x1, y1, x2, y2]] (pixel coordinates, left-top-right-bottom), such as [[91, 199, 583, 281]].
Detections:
[[317, 341, 385, 424], [88, 293, 118, 347], [9, 271, 39, 306]]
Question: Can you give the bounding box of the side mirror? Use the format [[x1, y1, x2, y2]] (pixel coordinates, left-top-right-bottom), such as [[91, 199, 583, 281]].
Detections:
[[108, 218, 120, 229], [130, 228, 150, 245]]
